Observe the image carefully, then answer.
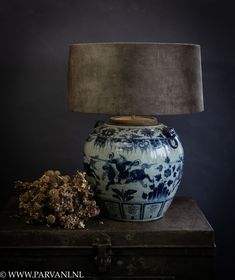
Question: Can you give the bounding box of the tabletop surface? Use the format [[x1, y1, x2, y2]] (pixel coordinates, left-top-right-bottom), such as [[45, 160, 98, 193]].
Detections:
[[0, 196, 215, 247]]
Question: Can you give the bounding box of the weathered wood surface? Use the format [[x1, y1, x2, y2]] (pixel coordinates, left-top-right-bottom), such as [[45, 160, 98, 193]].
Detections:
[[0, 197, 215, 248], [0, 197, 216, 279]]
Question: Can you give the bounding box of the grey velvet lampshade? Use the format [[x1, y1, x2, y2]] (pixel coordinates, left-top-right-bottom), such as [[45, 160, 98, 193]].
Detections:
[[68, 43, 203, 115]]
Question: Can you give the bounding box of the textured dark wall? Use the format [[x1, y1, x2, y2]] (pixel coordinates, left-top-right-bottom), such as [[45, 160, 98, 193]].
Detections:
[[1, 0, 234, 278]]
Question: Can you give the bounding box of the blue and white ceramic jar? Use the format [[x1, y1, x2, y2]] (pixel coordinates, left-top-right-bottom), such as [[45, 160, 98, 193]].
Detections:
[[84, 121, 184, 221]]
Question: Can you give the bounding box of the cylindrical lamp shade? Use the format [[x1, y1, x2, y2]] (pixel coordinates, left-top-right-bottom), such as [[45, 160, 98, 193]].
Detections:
[[68, 43, 203, 115]]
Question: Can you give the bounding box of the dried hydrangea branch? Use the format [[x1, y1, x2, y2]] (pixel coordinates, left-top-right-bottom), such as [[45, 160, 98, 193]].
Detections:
[[15, 170, 100, 229]]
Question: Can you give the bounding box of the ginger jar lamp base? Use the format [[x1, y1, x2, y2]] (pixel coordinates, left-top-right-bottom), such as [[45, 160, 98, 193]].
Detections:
[[84, 116, 184, 222]]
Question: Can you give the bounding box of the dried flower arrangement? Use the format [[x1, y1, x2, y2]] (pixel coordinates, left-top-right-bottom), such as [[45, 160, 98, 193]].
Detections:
[[15, 170, 100, 229]]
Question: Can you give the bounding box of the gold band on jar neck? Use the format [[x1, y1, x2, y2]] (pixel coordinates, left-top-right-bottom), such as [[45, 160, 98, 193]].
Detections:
[[109, 115, 158, 126]]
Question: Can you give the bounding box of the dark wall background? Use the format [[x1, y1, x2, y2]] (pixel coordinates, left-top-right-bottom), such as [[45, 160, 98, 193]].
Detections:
[[1, 0, 234, 278]]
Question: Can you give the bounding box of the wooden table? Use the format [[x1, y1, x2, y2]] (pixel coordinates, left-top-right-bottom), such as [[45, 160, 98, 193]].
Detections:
[[0, 197, 216, 279]]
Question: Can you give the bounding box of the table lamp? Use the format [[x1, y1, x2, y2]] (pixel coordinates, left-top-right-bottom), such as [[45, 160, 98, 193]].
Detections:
[[67, 43, 203, 221]]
